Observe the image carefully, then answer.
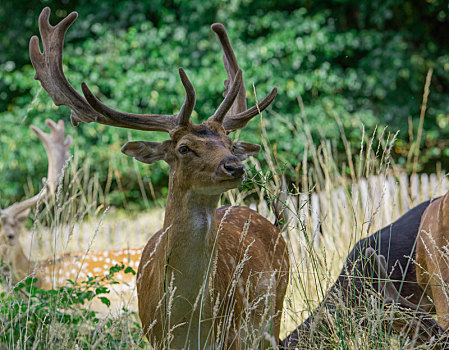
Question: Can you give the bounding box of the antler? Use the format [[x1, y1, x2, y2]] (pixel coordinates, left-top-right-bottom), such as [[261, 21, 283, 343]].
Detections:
[[30, 9, 276, 133], [365, 248, 443, 341], [30, 7, 196, 133], [209, 23, 277, 131], [2, 119, 72, 217]]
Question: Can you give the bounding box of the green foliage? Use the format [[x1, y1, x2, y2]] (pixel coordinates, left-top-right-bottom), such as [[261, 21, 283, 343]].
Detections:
[[0, 264, 142, 348], [1, 0, 449, 208]]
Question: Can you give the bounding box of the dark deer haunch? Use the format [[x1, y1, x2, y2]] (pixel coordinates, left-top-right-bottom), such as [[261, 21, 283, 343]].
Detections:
[[281, 200, 448, 348]]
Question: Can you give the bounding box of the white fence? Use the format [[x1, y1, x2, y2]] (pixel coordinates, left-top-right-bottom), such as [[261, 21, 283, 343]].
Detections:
[[259, 172, 449, 259]]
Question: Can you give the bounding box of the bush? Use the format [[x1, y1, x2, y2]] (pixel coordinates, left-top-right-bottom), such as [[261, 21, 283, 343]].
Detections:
[[1, 0, 448, 208]]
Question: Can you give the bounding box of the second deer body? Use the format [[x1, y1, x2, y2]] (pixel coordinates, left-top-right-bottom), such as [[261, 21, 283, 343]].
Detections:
[[416, 192, 449, 330], [281, 197, 449, 348]]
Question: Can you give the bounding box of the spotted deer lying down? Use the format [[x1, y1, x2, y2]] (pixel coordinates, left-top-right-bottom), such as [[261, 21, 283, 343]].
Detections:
[[0, 120, 142, 314], [30, 8, 290, 349]]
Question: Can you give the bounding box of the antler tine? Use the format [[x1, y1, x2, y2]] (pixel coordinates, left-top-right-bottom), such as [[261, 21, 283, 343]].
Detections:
[[30, 7, 187, 133], [211, 23, 247, 116], [209, 70, 243, 124], [211, 23, 278, 132], [221, 88, 277, 131], [81, 68, 196, 131], [30, 119, 72, 195], [30, 8, 99, 126], [3, 119, 72, 218], [365, 248, 443, 340], [176, 68, 196, 127]]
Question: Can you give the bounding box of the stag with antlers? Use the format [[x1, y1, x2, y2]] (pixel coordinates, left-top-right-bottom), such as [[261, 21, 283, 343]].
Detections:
[[0, 119, 72, 286], [0, 120, 144, 314], [0, 119, 71, 287], [30, 8, 289, 348]]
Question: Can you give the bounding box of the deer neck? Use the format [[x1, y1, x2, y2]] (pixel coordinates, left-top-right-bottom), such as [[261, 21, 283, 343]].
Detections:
[[163, 181, 220, 264], [160, 174, 221, 303], [4, 241, 34, 284]]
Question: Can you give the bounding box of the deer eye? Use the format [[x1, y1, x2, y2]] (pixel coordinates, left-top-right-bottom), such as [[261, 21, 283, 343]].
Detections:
[[178, 145, 190, 155]]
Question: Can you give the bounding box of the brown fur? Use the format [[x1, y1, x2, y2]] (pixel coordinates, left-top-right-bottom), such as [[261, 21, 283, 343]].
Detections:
[[137, 207, 289, 348], [416, 192, 449, 329]]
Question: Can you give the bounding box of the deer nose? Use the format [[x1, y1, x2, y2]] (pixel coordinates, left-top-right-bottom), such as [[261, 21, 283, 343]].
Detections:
[[222, 157, 245, 178]]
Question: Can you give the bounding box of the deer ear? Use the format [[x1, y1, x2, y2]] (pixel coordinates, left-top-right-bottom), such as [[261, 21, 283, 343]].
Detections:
[[121, 141, 169, 164], [232, 141, 261, 160], [15, 208, 31, 228]]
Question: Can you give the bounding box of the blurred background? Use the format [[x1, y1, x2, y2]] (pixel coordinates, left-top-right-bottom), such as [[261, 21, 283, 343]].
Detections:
[[1, 0, 449, 211]]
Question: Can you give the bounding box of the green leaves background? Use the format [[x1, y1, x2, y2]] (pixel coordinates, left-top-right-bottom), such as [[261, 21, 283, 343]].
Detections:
[[1, 0, 448, 209]]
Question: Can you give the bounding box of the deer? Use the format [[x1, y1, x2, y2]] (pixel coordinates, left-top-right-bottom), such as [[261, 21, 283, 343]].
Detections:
[[416, 192, 449, 331], [0, 119, 72, 287], [280, 195, 449, 348], [0, 119, 142, 313], [29, 7, 290, 349]]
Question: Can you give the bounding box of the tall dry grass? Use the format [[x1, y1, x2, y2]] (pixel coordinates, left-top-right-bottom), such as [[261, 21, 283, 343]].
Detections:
[[2, 105, 448, 348]]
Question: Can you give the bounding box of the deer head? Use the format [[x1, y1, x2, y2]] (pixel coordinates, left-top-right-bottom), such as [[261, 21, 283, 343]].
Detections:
[[29, 8, 277, 198], [0, 119, 71, 281]]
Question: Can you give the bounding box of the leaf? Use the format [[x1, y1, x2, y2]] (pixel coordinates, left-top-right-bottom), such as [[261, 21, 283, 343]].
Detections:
[[124, 266, 136, 275], [99, 297, 111, 308], [96, 286, 109, 295]]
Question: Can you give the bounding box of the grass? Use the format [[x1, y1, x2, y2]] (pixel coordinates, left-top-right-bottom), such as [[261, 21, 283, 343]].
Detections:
[[1, 110, 449, 348]]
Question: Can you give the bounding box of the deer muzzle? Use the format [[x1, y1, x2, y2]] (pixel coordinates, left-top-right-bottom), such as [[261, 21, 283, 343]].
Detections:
[[220, 156, 245, 179]]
